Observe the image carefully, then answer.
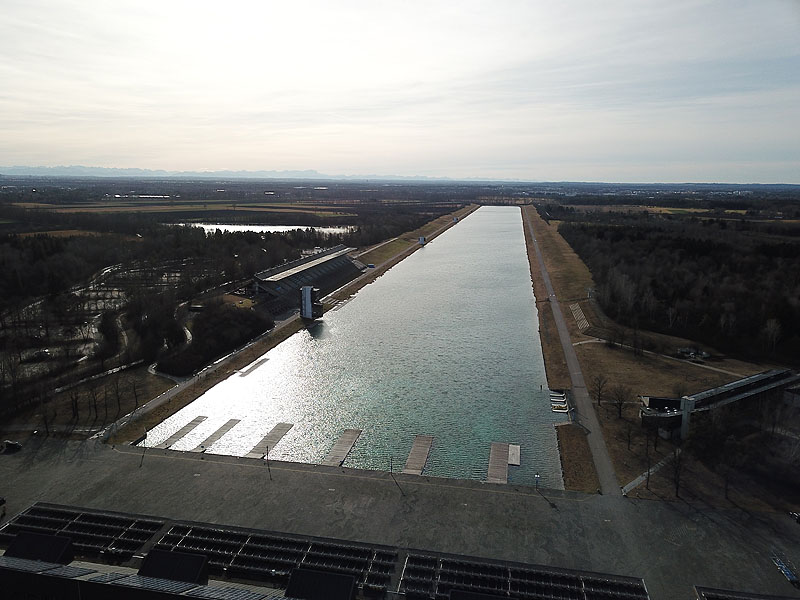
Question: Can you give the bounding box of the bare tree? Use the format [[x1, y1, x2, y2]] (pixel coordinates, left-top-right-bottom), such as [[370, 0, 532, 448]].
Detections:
[[670, 448, 684, 498], [130, 377, 139, 410], [763, 318, 782, 353], [77, 321, 93, 344], [666, 305, 678, 329], [88, 384, 100, 421], [112, 378, 123, 418], [103, 387, 110, 422], [611, 384, 631, 419], [644, 430, 652, 489], [3, 356, 19, 394], [592, 373, 608, 406], [69, 389, 81, 420]]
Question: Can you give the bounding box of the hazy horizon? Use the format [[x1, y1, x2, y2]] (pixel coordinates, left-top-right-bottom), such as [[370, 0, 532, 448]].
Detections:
[[1, 1, 798, 184]]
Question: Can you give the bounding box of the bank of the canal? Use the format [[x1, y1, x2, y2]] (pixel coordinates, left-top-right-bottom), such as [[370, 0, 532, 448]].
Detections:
[[140, 207, 567, 487]]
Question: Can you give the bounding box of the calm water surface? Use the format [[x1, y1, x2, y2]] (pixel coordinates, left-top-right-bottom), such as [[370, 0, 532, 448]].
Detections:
[[176, 223, 352, 235], [146, 207, 566, 487]]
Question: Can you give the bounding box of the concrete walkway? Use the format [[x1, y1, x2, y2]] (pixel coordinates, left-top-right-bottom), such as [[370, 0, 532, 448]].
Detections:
[[522, 208, 620, 496], [621, 449, 680, 495]]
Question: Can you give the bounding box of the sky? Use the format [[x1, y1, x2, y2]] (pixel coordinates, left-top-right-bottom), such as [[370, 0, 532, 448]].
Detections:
[[1, 1, 799, 183]]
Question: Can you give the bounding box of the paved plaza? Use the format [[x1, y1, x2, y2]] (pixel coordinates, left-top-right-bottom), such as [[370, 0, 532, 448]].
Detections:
[[1, 437, 799, 599]]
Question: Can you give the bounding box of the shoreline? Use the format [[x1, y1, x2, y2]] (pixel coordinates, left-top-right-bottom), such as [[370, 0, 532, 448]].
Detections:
[[108, 204, 479, 443]]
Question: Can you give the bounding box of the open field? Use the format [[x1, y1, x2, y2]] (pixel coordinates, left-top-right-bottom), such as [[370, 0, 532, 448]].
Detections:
[[222, 293, 254, 309], [356, 238, 407, 265], [15, 229, 103, 237], [13, 201, 356, 218], [527, 217, 594, 302], [575, 342, 763, 401]]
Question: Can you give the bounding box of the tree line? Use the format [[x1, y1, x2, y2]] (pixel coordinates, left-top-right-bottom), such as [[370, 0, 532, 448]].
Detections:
[[547, 206, 800, 362]]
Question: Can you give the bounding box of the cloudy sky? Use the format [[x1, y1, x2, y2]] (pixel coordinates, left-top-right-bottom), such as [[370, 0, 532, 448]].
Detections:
[[1, 1, 798, 182]]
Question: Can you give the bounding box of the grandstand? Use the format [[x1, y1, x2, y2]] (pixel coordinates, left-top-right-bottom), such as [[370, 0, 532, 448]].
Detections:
[[253, 246, 364, 315]]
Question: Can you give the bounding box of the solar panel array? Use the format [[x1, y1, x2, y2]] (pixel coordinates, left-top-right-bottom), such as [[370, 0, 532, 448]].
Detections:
[[0, 504, 164, 561], [399, 553, 649, 600], [695, 587, 798, 600], [154, 523, 398, 595], [0, 503, 652, 600]]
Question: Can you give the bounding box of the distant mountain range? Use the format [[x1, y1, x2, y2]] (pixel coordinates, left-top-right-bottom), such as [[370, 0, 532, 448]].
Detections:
[[0, 165, 461, 181], [1, 166, 798, 189]]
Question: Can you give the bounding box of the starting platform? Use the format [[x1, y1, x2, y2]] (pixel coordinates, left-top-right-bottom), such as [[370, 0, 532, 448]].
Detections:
[[402, 435, 434, 475], [154, 416, 207, 450], [322, 429, 362, 467], [190, 419, 241, 452], [246, 423, 294, 459], [487, 442, 510, 484]]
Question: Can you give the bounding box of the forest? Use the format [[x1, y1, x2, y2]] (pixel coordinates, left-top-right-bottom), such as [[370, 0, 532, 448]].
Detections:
[[545, 204, 800, 362]]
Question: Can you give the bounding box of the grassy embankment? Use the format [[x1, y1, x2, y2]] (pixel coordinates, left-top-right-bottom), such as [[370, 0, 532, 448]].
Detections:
[[108, 204, 478, 443], [524, 206, 793, 510], [522, 205, 598, 492]]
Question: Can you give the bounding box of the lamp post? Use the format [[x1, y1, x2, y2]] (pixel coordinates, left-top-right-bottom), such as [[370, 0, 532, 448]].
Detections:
[[535, 472, 540, 489]]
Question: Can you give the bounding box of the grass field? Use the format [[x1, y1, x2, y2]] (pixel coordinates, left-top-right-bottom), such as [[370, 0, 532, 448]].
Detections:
[[555, 424, 600, 492], [13, 201, 355, 218], [17, 229, 103, 238], [357, 239, 408, 266], [529, 216, 595, 302]]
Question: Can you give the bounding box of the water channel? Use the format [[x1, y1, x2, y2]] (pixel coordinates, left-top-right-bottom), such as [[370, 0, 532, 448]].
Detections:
[[145, 207, 567, 487]]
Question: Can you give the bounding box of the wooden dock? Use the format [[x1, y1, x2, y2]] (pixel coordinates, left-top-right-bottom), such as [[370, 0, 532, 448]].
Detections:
[[486, 442, 510, 484], [190, 419, 241, 452], [402, 435, 434, 475], [246, 422, 294, 459], [155, 416, 207, 449], [321, 429, 362, 467], [508, 444, 521, 466]]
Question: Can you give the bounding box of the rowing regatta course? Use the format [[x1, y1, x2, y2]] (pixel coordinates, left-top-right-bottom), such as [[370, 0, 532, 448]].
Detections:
[[142, 206, 567, 487]]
